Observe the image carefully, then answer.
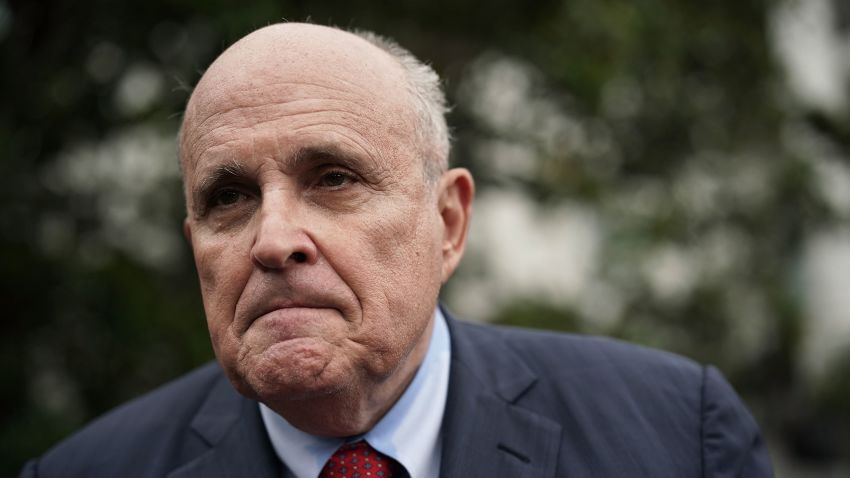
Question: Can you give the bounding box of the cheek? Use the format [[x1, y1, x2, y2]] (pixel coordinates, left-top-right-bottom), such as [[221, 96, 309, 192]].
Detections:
[[338, 201, 444, 325], [379, 204, 443, 283], [192, 232, 252, 327]]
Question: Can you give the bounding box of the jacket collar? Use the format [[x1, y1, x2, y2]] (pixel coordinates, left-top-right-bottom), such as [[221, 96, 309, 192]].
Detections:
[[167, 373, 281, 478], [440, 311, 562, 478]]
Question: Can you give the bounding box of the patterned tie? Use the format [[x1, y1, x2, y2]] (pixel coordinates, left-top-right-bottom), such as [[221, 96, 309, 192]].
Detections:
[[319, 440, 406, 478]]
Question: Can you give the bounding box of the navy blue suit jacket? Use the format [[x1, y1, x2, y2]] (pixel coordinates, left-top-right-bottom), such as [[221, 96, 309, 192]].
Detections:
[[21, 316, 773, 477]]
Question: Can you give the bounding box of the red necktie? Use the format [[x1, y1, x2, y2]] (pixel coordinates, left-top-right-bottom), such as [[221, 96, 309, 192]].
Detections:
[[319, 440, 405, 478]]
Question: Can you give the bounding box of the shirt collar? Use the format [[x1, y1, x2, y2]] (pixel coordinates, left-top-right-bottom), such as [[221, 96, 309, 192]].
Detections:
[[260, 308, 452, 478]]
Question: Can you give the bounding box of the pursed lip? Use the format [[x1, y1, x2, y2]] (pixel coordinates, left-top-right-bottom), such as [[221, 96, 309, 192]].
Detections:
[[240, 298, 340, 332], [259, 302, 330, 317]]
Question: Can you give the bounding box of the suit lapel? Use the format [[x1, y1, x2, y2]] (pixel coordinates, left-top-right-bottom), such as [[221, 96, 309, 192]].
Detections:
[[440, 315, 562, 478], [167, 374, 281, 478]]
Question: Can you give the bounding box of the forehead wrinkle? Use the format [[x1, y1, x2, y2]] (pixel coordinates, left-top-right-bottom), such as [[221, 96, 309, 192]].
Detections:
[[185, 98, 388, 169], [280, 103, 385, 129], [186, 134, 244, 174], [268, 77, 384, 106], [190, 99, 385, 150], [183, 101, 253, 171], [189, 108, 388, 178], [190, 78, 387, 134], [322, 70, 406, 107], [290, 121, 380, 155]]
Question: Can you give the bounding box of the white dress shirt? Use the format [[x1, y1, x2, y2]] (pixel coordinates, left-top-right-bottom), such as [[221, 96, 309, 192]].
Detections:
[[260, 308, 451, 478]]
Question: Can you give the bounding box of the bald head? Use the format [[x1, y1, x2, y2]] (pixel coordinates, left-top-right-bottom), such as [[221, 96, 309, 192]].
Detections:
[[180, 23, 449, 184]]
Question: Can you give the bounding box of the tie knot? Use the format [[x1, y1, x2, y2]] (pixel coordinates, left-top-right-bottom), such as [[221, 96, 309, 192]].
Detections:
[[320, 440, 405, 478]]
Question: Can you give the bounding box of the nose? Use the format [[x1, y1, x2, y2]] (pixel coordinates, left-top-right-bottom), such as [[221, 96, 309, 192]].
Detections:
[[250, 200, 319, 270]]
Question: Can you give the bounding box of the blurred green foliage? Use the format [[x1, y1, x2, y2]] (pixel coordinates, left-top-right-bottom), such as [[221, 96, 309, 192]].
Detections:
[[3, 0, 850, 476]]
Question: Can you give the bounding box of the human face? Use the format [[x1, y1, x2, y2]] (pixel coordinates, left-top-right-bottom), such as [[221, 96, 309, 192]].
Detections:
[[181, 26, 448, 411]]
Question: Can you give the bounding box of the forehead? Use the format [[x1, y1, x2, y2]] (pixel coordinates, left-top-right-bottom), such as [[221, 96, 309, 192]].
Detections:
[[181, 25, 415, 167]]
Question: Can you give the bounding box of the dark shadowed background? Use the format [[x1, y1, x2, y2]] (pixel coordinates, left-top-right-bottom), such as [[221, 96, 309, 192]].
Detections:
[[2, 0, 850, 476]]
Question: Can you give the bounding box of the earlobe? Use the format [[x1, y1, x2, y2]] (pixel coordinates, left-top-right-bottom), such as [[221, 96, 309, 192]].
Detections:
[[438, 168, 475, 283]]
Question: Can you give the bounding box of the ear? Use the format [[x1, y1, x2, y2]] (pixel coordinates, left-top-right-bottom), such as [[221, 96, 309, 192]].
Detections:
[[437, 168, 475, 283]]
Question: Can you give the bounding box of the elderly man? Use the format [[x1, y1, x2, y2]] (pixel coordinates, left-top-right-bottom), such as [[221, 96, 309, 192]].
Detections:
[[21, 23, 772, 477]]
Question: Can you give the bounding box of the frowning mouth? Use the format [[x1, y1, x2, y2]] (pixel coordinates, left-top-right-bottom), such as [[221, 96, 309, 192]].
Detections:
[[236, 282, 349, 334], [240, 300, 342, 332], [246, 305, 344, 344]]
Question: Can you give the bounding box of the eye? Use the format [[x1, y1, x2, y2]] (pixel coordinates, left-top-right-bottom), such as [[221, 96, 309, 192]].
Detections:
[[209, 188, 246, 208], [317, 170, 356, 188]]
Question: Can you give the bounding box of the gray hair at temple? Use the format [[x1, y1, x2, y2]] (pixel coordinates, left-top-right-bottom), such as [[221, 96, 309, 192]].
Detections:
[[353, 30, 451, 183]]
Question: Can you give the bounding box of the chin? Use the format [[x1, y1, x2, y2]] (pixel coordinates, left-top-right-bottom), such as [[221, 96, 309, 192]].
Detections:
[[231, 339, 355, 402]]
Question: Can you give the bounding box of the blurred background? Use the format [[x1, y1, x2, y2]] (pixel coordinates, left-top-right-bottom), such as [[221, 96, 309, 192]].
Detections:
[[2, 0, 849, 475]]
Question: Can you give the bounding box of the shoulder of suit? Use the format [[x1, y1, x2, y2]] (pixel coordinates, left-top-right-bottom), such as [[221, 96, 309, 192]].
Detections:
[[453, 318, 700, 364], [449, 319, 704, 393], [29, 361, 228, 477], [77, 360, 226, 431]]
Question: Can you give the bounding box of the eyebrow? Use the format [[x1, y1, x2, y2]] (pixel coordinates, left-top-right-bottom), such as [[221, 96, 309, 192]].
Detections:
[[290, 143, 373, 172], [191, 159, 251, 210]]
